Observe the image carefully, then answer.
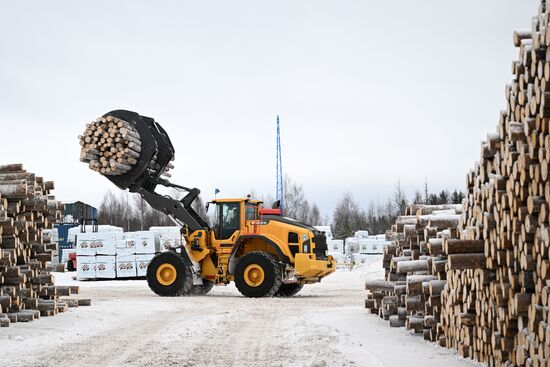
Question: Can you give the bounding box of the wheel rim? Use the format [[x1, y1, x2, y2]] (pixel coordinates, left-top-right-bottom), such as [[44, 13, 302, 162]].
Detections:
[[244, 264, 265, 287], [156, 263, 177, 286]]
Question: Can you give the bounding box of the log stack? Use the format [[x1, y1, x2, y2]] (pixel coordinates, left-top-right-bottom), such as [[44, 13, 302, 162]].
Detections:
[[78, 115, 174, 177], [366, 205, 462, 341], [440, 1, 550, 364], [367, 1, 550, 365], [0, 164, 90, 327]]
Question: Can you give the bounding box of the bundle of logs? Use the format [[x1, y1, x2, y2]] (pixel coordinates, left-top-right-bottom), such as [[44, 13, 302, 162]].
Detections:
[[367, 1, 550, 365], [78, 115, 174, 177], [365, 204, 463, 342], [0, 164, 90, 327]]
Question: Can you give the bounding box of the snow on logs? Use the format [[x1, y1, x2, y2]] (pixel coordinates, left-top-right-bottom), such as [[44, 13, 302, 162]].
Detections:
[[367, 2, 550, 365], [78, 115, 174, 178], [0, 164, 90, 327]]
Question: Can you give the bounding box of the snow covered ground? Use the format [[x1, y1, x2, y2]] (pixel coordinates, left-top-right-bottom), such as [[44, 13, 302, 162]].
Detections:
[[0, 256, 480, 367]]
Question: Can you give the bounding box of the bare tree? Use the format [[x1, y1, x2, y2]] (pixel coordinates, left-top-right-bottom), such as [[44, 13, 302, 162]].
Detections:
[[392, 180, 408, 216], [283, 175, 307, 220], [332, 192, 367, 239], [281, 175, 322, 225], [309, 204, 321, 225], [98, 190, 174, 231]]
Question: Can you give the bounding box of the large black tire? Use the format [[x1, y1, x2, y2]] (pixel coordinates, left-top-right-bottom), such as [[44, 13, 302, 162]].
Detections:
[[190, 279, 215, 296], [234, 251, 282, 298], [275, 283, 304, 297], [66, 260, 75, 272], [146, 252, 193, 297]]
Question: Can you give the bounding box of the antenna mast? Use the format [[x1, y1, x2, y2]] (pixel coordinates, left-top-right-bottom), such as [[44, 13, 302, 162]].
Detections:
[[276, 116, 284, 211]]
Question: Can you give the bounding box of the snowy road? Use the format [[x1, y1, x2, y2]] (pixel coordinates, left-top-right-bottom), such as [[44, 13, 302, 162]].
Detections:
[[0, 257, 480, 367]]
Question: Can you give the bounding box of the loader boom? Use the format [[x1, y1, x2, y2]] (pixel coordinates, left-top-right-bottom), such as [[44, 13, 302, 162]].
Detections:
[[138, 186, 209, 233]]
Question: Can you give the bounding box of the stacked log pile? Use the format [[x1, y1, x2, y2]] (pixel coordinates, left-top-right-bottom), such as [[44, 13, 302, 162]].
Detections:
[[365, 205, 462, 341], [0, 164, 90, 327], [78, 115, 174, 177], [440, 1, 550, 364], [367, 1, 550, 365]]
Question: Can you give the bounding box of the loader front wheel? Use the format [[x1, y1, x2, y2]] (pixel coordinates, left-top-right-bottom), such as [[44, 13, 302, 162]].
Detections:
[[147, 252, 192, 297], [235, 252, 282, 298]]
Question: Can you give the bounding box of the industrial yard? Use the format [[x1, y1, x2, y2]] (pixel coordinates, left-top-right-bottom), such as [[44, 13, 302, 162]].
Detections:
[[2, 1, 549, 367], [1, 258, 479, 367]]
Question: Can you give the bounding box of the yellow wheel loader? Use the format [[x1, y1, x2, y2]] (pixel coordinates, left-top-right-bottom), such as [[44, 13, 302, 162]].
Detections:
[[81, 110, 336, 298]]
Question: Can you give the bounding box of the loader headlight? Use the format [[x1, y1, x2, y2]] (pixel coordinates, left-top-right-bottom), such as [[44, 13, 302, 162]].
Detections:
[[302, 234, 308, 242]]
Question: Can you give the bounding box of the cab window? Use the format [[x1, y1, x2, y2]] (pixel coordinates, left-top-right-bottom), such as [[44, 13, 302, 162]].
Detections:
[[245, 203, 258, 221], [215, 202, 240, 240]]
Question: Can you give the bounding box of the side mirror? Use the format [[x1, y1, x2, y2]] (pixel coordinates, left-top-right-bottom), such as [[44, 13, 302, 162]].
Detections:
[[205, 202, 210, 213]]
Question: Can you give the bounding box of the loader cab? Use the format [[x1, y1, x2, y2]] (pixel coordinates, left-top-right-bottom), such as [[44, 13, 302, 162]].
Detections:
[[210, 198, 262, 241]]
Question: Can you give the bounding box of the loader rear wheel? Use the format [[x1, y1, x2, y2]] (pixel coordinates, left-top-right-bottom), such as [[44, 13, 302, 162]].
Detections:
[[275, 283, 304, 297], [235, 252, 282, 298], [147, 252, 193, 297], [190, 279, 214, 296]]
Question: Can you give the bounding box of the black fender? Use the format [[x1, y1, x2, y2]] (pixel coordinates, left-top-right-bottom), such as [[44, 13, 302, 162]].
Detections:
[[232, 235, 291, 265]]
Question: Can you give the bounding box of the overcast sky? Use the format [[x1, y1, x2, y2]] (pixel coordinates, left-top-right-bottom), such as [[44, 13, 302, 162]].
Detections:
[[0, 0, 539, 218]]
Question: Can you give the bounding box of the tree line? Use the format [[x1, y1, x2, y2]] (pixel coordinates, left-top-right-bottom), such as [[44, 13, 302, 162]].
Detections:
[[97, 189, 208, 232], [332, 182, 465, 240], [96, 177, 464, 240]]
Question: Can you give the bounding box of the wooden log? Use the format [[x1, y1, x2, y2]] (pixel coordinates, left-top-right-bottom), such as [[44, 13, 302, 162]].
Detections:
[[447, 254, 486, 270], [389, 315, 406, 327], [429, 280, 447, 296], [396, 260, 429, 274], [0, 180, 27, 199], [365, 280, 395, 292], [406, 316, 424, 333], [77, 299, 91, 306], [0, 164, 23, 173], [444, 239, 485, 254]]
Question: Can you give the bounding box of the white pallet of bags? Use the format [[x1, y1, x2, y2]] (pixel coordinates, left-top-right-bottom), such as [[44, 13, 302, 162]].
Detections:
[[68, 225, 123, 245], [130, 231, 161, 254], [76, 233, 96, 256], [95, 232, 119, 255], [76, 232, 119, 256], [135, 254, 155, 277], [95, 255, 117, 279], [159, 234, 182, 251], [76, 255, 96, 279], [116, 238, 137, 257], [149, 226, 180, 234], [150, 227, 182, 251], [116, 254, 137, 278]]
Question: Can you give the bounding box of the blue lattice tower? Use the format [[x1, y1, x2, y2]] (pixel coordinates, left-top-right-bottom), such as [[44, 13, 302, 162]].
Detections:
[[275, 115, 284, 211]]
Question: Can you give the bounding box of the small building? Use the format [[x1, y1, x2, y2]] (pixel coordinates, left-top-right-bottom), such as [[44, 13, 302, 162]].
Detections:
[[63, 201, 98, 223]]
